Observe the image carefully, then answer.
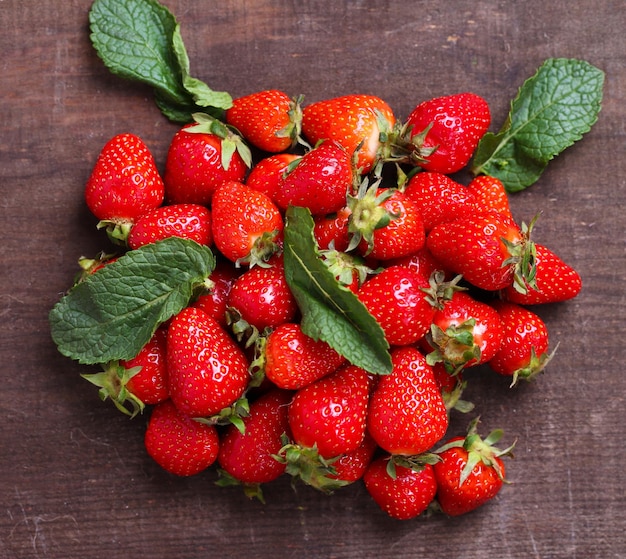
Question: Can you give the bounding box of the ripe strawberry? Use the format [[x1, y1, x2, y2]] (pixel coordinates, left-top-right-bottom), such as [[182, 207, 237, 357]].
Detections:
[[313, 207, 352, 252], [144, 399, 219, 477], [127, 203, 212, 249], [425, 291, 504, 373], [403, 171, 477, 232], [275, 140, 354, 216], [226, 90, 302, 153], [367, 347, 449, 456], [488, 300, 553, 385], [348, 184, 425, 260], [191, 260, 241, 327], [167, 307, 250, 418], [500, 243, 582, 304], [288, 364, 372, 459], [357, 266, 436, 346], [163, 122, 248, 205], [301, 94, 396, 174], [363, 456, 438, 520], [246, 153, 301, 202], [82, 327, 169, 416], [327, 432, 378, 484], [217, 388, 293, 497], [211, 180, 283, 266], [386, 245, 445, 280], [434, 418, 514, 516], [263, 323, 345, 390], [402, 92, 491, 174], [84, 133, 164, 241], [467, 174, 513, 220], [426, 210, 534, 291], [226, 256, 298, 333]]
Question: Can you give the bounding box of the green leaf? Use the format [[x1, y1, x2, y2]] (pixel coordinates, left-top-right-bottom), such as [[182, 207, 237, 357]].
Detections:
[[283, 206, 392, 376], [89, 0, 232, 122], [49, 238, 215, 365], [472, 58, 604, 192]]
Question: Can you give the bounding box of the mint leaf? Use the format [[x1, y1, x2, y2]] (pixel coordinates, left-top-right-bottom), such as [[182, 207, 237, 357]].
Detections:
[[472, 58, 604, 192], [283, 206, 392, 376], [89, 0, 231, 122], [50, 238, 215, 365]]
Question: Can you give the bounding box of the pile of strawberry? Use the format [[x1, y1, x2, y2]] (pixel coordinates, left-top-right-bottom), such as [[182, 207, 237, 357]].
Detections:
[[73, 90, 581, 520]]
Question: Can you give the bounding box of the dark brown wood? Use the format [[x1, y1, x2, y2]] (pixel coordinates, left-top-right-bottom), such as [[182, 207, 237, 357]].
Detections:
[[1, 1, 624, 557]]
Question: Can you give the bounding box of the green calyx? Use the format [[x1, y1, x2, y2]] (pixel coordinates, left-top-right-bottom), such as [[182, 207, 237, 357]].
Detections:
[[502, 214, 540, 295], [276, 94, 305, 149], [426, 319, 482, 374], [193, 396, 250, 435], [236, 229, 282, 269], [319, 244, 377, 289], [510, 341, 559, 387], [82, 362, 145, 418], [215, 469, 266, 503], [96, 218, 133, 246]]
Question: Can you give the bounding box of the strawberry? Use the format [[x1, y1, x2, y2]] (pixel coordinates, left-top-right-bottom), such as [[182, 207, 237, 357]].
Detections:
[[357, 266, 436, 346], [301, 94, 396, 174], [348, 184, 425, 260], [191, 260, 241, 327], [426, 210, 534, 291], [84, 133, 165, 242], [163, 122, 248, 206], [127, 203, 213, 249], [364, 456, 438, 520], [402, 92, 491, 174], [144, 399, 219, 476], [403, 171, 477, 232], [367, 346, 449, 456], [500, 243, 582, 304], [434, 418, 514, 516], [488, 300, 553, 385], [288, 364, 373, 459], [425, 291, 504, 373], [82, 327, 169, 416], [216, 388, 293, 499], [262, 323, 345, 390], [313, 207, 352, 252], [211, 180, 283, 267], [225, 89, 302, 153], [386, 245, 445, 281], [246, 153, 301, 202], [275, 140, 354, 216], [327, 432, 378, 484], [226, 255, 298, 334], [167, 307, 250, 418], [467, 174, 513, 220]]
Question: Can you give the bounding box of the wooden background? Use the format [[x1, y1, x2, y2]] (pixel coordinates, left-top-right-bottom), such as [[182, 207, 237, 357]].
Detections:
[[1, 1, 624, 558]]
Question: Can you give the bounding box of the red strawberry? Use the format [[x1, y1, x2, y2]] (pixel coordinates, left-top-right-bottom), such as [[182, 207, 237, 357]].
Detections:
[[349, 184, 425, 260], [246, 153, 301, 202], [191, 260, 241, 327], [144, 399, 219, 476], [288, 364, 373, 459], [167, 307, 250, 418], [211, 180, 283, 267], [363, 456, 438, 520], [357, 266, 436, 346], [84, 133, 164, 241], [386, 245, 445, 281], [263, 323, 346, 390], [434, 418, 514, 516], [327, 432, 378, 484], [127, 203, 212, 249], [225, 89, 302, 153], [226, 256, 298, 333], [403, 171, 477, 232], [425, 291, 504, 372], [500, 243, 582, 304], [426, 210, 534, 291], [367, 347, 449, 456], [467, 175, 513, 220], [489, 300, 553, 385], [403, 92, 491, 174], [163, 122, 248, 205], [74, 251, 118, 284], [301, 94, 396, 174], [275, 140, 354, 216], [82, 327, 169, 416], [217, 388, 293, 498], [313, 207, 352, 252]]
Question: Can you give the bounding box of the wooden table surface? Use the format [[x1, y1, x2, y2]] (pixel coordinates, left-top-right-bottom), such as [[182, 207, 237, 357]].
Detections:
[[2, 1, 624, 557]]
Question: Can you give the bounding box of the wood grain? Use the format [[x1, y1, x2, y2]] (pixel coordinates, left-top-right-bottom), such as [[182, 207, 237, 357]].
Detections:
[[1, 1, 624, 558]]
